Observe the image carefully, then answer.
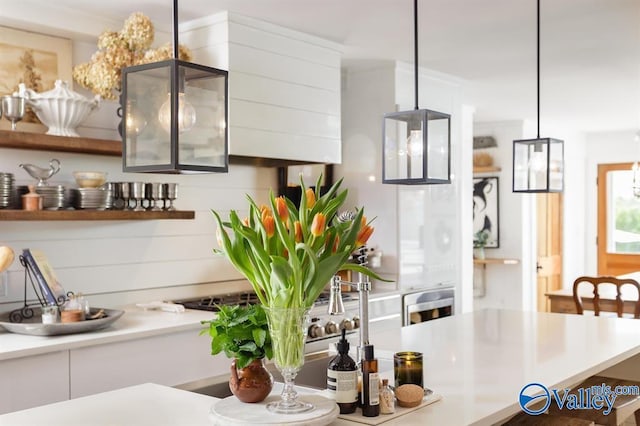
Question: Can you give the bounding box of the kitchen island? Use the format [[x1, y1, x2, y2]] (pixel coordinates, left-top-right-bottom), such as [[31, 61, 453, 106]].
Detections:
[[2, 308, 640, 425]]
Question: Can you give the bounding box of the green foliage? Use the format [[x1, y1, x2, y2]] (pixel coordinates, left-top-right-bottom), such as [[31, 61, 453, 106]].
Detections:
[[200, 304, 272, 369], [473, 230, 490, 248]]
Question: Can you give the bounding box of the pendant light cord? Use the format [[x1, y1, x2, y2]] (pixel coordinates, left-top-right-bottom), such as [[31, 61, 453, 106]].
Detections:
[[414, 0, 419, 110], [536, 0, 540, 139], [172, 0, 179, 59]]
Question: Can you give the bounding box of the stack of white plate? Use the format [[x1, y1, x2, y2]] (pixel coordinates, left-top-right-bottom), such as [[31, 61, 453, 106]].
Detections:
[[0, 173, 13, 208], [35, 185, 66, 210], [71, 188, 108, 210]]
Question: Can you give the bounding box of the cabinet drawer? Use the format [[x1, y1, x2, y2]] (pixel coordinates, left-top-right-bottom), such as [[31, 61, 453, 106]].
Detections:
[[70, 330, 225, 398], [0, 351, 69, 414]]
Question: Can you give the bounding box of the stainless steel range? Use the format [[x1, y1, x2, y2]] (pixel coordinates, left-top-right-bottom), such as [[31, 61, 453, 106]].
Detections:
[[173, 291, 360, 354]]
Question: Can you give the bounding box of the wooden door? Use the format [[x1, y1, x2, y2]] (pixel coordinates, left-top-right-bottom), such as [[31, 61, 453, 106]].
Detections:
[[536, 193, 563, 312], [597, 163, 640, 275]]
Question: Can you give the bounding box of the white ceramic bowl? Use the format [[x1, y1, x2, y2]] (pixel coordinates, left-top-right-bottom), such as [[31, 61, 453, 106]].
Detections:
[[73, 171, 107, 188], [18, 81, 100, 137]]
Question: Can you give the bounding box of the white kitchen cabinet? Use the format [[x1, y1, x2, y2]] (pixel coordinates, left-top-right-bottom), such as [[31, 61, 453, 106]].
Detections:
[[0, 350, 69, 414], [69, 330, 227, 398], [368, 293, 402, 335], [181, 12, 343, 164]]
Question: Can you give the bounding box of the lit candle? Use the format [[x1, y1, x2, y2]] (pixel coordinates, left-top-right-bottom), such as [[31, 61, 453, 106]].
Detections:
[[394, 351, 423, 388]]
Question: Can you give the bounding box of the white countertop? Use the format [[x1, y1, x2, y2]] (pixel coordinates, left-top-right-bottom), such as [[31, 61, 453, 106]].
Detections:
[[2, 309, 640, 425], [367, 308, 640, 425], [0, 306, 216, 361]]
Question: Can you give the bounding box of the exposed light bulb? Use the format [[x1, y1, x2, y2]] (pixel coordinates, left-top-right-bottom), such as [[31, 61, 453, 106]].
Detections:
[[126, 107, 147, 136], [528, 150, 547, 172], [158, 92, 196, 134], [407, 130, 423, 157]]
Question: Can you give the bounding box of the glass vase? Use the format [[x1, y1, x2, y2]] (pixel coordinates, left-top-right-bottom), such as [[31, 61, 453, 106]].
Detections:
[[264, 306, 313, 414]]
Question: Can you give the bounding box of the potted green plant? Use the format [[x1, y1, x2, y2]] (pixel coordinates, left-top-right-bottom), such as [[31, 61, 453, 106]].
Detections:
[[201, 304, 274, 403], [473, 230, 490, 259]]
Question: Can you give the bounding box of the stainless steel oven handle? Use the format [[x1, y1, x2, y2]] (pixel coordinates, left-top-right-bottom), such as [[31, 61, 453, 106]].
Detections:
[[369, 313, 401, 323], [406, 298, 454, 313]]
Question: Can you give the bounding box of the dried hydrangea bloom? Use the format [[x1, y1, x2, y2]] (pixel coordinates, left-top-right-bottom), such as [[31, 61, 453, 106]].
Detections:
[[72, 12, 195, 99], [138, 43, 193, 65], [72, 62, 91, 88], [121, 12, 154, 52], [87, 60, 120, 100], [97, 31, 127, 51]]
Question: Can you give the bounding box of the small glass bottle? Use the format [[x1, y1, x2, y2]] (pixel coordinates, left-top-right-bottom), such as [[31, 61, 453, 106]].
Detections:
[[379, 378, 395, 414], [361, 344, 380, 417]]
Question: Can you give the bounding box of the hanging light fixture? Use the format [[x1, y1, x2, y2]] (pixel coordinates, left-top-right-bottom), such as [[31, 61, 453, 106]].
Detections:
[[382, 0, 451, 185], [120, 0, 228, 173], [512, 0, 564, 192]]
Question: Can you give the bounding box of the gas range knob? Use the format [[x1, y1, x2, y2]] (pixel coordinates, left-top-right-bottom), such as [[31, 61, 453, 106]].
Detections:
[[340, 318, 354, 331], [325, 320, 339, 335], [308, 323, 325, 339], [353, 316, 360, 329]]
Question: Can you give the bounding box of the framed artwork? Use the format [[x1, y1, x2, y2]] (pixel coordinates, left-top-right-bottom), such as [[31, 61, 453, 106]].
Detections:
[[473, 176, 500, 248], [0, 26, 72, 127]]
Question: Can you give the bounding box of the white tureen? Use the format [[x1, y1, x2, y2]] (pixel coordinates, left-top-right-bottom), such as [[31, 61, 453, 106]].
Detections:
[[18, 80, 100, 137]]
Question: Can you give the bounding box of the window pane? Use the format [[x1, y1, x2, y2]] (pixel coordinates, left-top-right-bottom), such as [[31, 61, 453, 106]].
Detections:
[[607, 169, 640, 253]]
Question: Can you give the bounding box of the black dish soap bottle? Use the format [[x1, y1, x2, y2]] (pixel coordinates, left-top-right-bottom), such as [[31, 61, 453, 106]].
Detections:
[[327, 328, 358, 414]]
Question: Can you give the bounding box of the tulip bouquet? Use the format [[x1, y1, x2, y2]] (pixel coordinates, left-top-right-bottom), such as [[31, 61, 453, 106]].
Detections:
[[211, 176, 377, 310], [212, 177, 380, 411]]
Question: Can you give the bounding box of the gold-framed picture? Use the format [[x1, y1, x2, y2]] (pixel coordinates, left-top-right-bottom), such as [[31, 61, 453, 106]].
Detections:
[[0, 25, 72, 128]]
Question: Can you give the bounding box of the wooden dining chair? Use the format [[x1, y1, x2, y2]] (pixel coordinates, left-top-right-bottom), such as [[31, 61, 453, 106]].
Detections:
[[550, 275, 640, 425], [572, 275, 640, 318]]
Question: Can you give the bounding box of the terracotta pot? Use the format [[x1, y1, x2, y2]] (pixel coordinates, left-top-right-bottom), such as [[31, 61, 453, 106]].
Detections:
[[229, 358, 273, 403]]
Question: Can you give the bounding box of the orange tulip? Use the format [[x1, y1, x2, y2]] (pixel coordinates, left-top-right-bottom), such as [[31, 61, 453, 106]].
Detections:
[[356, 225, 374, 247], [260, 205, 271, 222], [305, 188, 316, 208], [332, 235, 340, 253], [275, 196, 289, 222], [294, 221, 303, 243], [242, 217, 250, 227], [263, 215, 275, 238], [310, 213, 326, 237]]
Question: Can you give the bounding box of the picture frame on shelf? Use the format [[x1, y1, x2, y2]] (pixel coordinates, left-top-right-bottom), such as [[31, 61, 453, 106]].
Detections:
[[0, 26, 72, 132], [473, 176, 499, 248]]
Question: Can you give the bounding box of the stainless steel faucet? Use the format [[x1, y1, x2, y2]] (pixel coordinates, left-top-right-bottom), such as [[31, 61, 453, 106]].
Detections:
[[328, 265, 371, 363]]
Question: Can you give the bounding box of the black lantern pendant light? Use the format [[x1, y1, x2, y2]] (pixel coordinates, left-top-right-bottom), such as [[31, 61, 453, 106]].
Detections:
[[382, 0, 451, 185], [121, 0, 229, 173], [512, 0, 564, 192]]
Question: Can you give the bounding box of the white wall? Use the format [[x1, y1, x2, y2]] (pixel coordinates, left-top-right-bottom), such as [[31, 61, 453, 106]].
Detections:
[[472, 121, 530, 310]]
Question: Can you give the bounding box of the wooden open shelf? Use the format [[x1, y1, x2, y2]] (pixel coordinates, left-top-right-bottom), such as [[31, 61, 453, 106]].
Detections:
[[0, 129, 122, 156], [0, 209, 195, 221], [473, 166, 501, 174]]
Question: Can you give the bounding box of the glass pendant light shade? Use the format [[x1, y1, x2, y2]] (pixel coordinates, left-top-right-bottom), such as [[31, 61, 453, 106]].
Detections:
[[513, 137, 563, 192], [383, 109, 451, 184], [382, 0, 451, 185], [121, 59, 228, 173], [512, 0, 564, 193]]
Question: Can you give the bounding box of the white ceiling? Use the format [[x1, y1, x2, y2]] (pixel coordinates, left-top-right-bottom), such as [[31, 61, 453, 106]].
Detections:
[[7, 0, 640, 135]]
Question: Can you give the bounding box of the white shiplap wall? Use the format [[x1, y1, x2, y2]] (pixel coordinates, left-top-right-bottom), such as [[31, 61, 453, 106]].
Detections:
[[0, 147, 276, 310], [181, 12, 343, 164]]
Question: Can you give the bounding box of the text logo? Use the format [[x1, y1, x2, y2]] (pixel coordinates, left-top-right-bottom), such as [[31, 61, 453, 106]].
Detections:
[[519, 383, 551, 415]]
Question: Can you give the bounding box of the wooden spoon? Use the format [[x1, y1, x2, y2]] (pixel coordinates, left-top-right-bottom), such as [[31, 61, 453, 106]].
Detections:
[[0, 246, 15, 273]]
